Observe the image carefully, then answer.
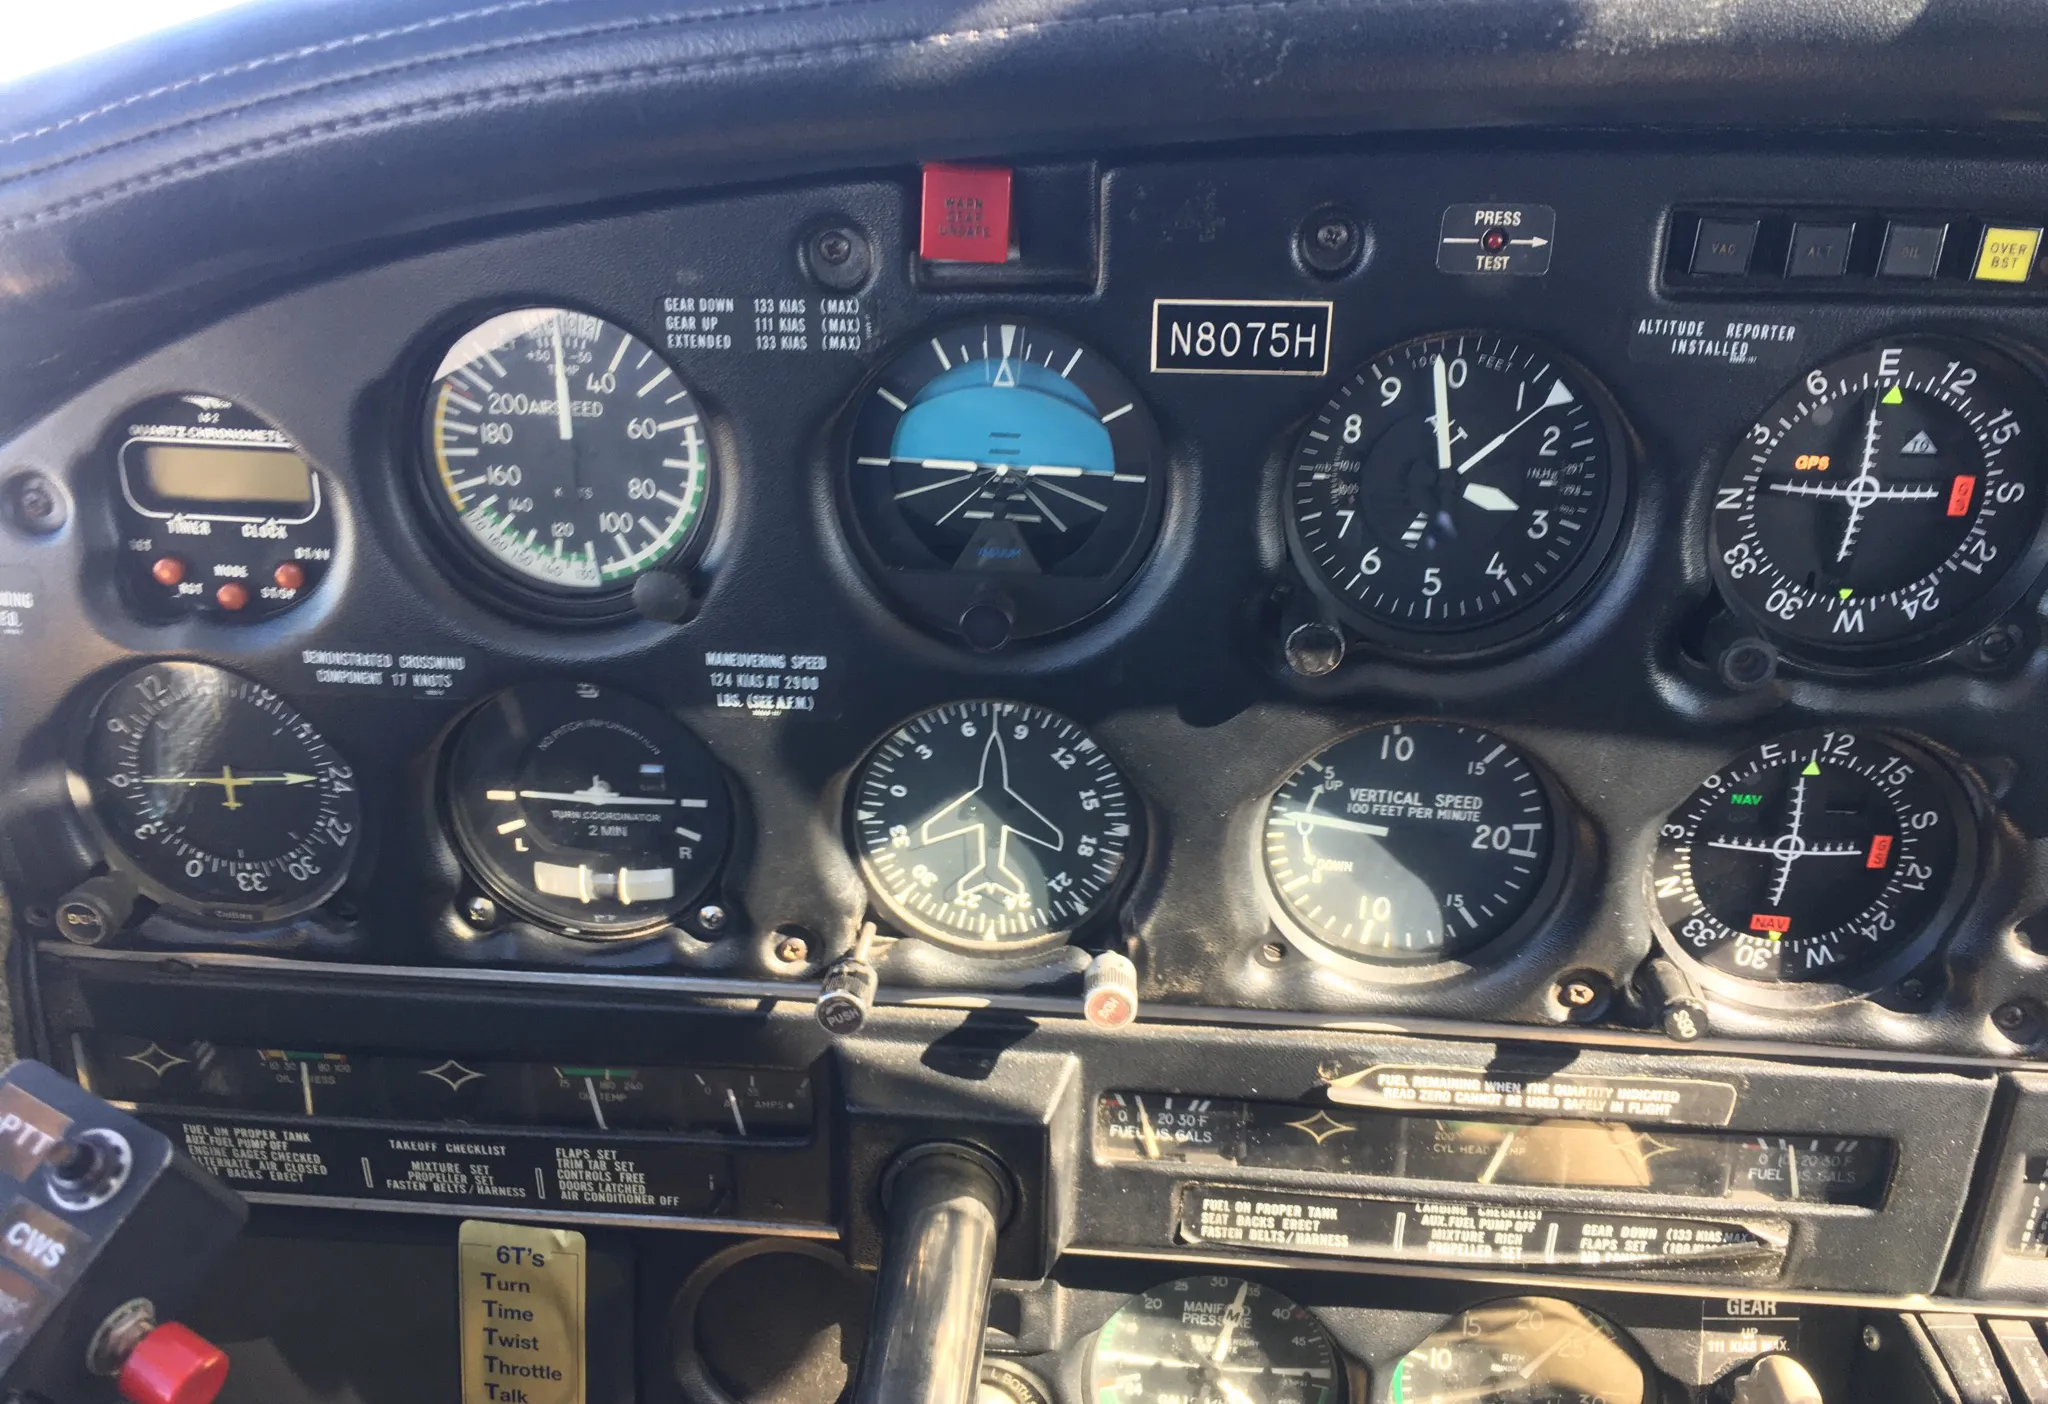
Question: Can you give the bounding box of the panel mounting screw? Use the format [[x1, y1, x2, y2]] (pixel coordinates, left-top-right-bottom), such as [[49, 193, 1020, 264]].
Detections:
[[697, 903, 728, 932], [806, 223, 872, 291], [1970, 622, 2025, 669], [1257, 941, 1287, 965], [1284, 621, 1346, 677], [4, 470, 66, 535], [1298, 208, 1363, 276], [1553, 970, 1612, 1022], [1862, 1324, 1883, 1352], [1995, 999, 2042, 1044], [1716, 635, 1778, 692], [463, 895, 498, 927], [775, 933, 810, 965]]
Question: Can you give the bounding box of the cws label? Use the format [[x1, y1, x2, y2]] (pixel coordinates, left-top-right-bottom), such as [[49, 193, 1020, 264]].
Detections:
[[460, 1220, 585, 1404], [1150, 300, 1332, 376]]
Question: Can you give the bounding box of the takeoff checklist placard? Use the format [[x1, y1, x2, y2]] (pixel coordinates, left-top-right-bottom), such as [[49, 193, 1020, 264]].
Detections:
[[460, 1220, 586, 1404]]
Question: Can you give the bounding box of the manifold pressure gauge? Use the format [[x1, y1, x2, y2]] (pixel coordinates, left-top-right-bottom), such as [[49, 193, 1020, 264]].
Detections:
[[82, 661, 360, 924], [444, 680, 732, 935], [1090, 1276, 1344, 1404], [847, 700, 1134, 951], [1711, 336, 2048, 665], [1651, 729, 1975, 990]]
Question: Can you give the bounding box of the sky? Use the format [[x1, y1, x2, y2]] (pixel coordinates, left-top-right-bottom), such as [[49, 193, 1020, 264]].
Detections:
[[1, 0, 263, 85]]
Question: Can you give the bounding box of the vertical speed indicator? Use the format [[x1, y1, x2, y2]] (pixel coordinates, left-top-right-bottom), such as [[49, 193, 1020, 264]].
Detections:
[[1262, 723, 1561, 967]]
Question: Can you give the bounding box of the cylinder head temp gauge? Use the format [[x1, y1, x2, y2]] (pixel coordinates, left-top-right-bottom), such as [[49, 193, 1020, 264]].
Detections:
[[444, 680, 732, 936], [840, 320, 1166, 647], [1651, 729, 1976, 994], [1711, 335, 2048, 666], [112, 394, 334, 622], [82, 661, 360, 925]]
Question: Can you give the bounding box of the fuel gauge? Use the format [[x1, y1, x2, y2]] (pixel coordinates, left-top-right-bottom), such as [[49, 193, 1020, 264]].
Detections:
[[1096, 1093, 1244, 1162]]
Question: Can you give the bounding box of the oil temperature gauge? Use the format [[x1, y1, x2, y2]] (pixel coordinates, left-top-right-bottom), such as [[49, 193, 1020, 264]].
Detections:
[[444, 680, 732, 936]]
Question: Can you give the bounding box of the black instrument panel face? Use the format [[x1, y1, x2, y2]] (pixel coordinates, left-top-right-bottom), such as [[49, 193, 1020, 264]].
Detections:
[[12, 145, 2048, 1058], [1285, 332, 1628, 657]]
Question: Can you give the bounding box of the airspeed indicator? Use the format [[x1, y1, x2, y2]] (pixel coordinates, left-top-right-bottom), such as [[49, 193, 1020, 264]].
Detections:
[[421, 307, 715, 611]]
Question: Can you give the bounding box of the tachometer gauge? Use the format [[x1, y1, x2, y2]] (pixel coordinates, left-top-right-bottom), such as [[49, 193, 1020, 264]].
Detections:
[[444, 680, 732, 935], [421, 307, 715, 611], [1651, 730, 1974, 987], [1262, 723, 1560, 966], [1389, 1297, 1649, 1404], [1711, 336, 2048, 665], [841, 320, 1166, 647], [847, 700, 1133, 951], [82, 661, 360, 924], [1092, 1276, 1343, 1404], [1285, 331, 1628, 657]]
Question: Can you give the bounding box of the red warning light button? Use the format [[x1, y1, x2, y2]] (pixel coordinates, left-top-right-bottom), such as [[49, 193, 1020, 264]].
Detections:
[[921, 164, 1012, 264]]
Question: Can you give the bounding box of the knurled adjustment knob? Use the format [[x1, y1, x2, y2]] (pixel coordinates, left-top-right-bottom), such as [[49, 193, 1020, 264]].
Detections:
[[816, 922, 879, 1037], [118, 1322, 230, 1404], [1083, 951, 1139, 1030]]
